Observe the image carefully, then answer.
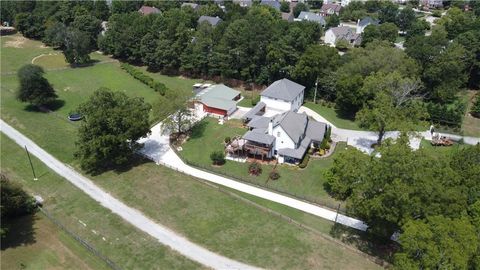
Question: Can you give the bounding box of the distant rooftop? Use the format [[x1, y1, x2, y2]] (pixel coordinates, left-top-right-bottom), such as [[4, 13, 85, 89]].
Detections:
[[138, 6, 161, 15]]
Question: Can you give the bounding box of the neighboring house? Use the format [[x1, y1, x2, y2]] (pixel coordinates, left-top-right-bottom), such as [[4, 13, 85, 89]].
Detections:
[[281, 12, 294, 22], [356, 16, 379, 34], [100, 21, 108, 36], [260, 78, 305, 112], [181, 2, 200, 11], [421, 0, 444, 9], [233, 0, 253, 8], [296, 11, 326, 26], [341, 0, 351, 7], [198, 15, 223, 27], [138, 6, 161, 16], [242, 111, 328, 164], [320, 3, 342, 16], [194, 84, 241, 117], [325, 26, 362, 46], [260, 0, 281, 10]]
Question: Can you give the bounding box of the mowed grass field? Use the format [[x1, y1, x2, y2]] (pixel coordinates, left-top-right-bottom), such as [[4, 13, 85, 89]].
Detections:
[[179, 118, 346, 210], [1, 213, 110, 270], [1, 34, 383, 268], [1, 135, 202, 270]]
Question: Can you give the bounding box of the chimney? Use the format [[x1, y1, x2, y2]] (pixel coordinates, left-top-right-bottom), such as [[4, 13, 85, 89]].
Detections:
[[268, 119, 273, 136]]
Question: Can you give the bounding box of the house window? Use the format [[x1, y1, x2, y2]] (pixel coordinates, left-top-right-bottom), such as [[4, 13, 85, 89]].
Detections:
[[277, 132, 281, 137]]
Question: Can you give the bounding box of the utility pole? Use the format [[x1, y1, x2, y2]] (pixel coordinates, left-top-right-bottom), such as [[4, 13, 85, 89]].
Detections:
[[314, 78, 318, 104], [334, 203, 341, 223], [24, 146, 37, 181]]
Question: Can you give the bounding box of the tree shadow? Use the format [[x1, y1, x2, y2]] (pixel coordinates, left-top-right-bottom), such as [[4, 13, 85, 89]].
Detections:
[[334, 107, 356, 121], [69, 59, 100, 68], [89, 154, 153, 176], [24, 99, 65, 113], [189, 121, 208, 139], [329, 223, 397, 265], [1, 214, 37, 250]]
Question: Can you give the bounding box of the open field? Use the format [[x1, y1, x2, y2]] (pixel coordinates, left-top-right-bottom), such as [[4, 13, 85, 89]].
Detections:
[[1, 213, 110, 270], [179, 117, 347, 210], [1, 135, 202, 269], [91, 149, 381, 269], [1, 34, 384, 269]]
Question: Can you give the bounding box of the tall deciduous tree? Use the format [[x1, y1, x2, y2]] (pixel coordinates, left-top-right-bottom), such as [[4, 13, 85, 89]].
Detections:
[[293, 2, 308, 18], [75, 88, 151, 172], [17, 64, 57, 107], [292, 44, 340, 99], [361, 22, 399, 46], [356, 72, 427, 144], [325, 136, 469, 237], [395, 216, 478, 270], [335, 42, 418, 114], [396, 7, 415, 32], [63, 28, 92, 65]]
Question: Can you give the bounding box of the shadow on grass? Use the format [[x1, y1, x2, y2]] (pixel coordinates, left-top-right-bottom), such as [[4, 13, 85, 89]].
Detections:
[[189, 120, 208, 139], [329, 223, 398, 265], [1, 214, 37, 250], [69, 59, 100, 68], [89, 155, 153, 176], [24, 99, 65, 112]]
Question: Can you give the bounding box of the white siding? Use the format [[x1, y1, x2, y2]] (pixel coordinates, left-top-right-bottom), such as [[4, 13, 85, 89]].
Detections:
[[260, 96, 292, 112], [324, 29, 337, 46], [272, 126, 295, 151]]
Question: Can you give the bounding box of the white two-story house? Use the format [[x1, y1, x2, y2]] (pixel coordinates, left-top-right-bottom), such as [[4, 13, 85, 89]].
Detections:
[[260, 78, 305, 112]]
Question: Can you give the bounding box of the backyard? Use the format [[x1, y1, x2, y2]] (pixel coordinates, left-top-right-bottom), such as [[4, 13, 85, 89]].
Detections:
[[1, 34, 383, 269], [179, 117, 347, 211]]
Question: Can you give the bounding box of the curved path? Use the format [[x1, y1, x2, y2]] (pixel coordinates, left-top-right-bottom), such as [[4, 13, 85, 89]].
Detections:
[[0, 120, 258, 270]]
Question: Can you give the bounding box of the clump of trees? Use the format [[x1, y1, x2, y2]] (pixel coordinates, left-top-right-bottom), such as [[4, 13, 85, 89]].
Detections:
[[325, 138, 480, 268], [75, 88, 151, 172], [1, 174, 36, 238], [17, 64, 57, 108]]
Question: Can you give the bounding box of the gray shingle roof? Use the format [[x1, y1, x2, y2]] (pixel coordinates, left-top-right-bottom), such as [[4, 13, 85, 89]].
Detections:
[[306, 120, 327, 142], [320, 3, 341, 13], [275, 111, 308, 144], [297, 11, 326, 25], [243, 102, 266, 120], [359, 17, 379, 27], [243, 130, 275, 145], [260, 78, 305, 102], [278, 136, 310, 159], [260, 0, 281, 10], [198, 16, 222, 26], [330, 26, 361, 45]]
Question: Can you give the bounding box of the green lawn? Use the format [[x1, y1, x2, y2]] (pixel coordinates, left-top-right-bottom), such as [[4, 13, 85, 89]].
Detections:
[[1, 135, 202, 270], [179, 118, 347, 211], [304, 102, 366, 130], [1, 213, 110, 270], [462, 90, 480, 137]]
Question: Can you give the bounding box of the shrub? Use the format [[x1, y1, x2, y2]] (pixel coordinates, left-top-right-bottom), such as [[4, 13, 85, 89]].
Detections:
[[299, 153, 310, 168], [224, 136, 231, 144], [471, 94, 480, 118], [432, 10, 442, 17], [325, 126, 332, 142], [251, 95, 260, 106], [121, 63, 167, 96], [248, 162, 262, 176], [269, 170, 280, 180], [210, 150, 225, 165], [335, 39, 350, 51]]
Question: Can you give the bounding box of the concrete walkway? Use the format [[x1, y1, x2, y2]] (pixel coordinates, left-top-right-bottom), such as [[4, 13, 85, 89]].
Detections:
[[138, 123, 369, 232], [0, 120, 258, 270], [298, 106, 479, 154]]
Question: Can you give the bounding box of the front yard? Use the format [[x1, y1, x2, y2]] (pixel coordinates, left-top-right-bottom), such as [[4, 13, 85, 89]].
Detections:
[[179, 117, 346, 211]]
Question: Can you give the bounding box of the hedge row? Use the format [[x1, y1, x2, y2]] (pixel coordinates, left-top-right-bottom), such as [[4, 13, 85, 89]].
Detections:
[[121, 63, 167, 95], [426, 100, 466, 128]]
